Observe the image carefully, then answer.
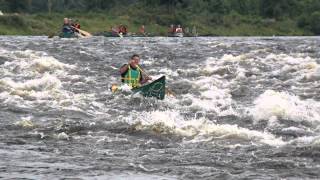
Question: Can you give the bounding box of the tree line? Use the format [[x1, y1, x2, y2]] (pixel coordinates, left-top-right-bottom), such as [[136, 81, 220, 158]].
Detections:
[[1, 0, 319, 18], [0, 0, 320, 34]]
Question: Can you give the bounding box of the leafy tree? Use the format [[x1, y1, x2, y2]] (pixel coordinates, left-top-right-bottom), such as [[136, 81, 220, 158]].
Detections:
[[310, 11, 320, 34]]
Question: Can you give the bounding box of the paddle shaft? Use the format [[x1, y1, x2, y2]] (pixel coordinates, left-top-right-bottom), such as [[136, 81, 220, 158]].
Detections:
[[71, 26, 92, 37], [136, 65, 151, 78]]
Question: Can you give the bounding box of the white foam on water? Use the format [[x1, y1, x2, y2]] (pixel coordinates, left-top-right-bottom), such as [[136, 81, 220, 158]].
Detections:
[[306, 66, 320, 80], [179, 88, 236, 116], [311, 137, 320, 147], [250, 90, 320, 123], [0, 73, 65, 103], [158, 68, 179, 77], [282, 126, 307, 132], [10, 49, 41, 59], [289, 135, 320, 147], [170, 52, 320, 146], [0, 73, 61, 92], [208, 53, 319, 85], [14, 116, 35, 128], [0, 49, 100, 115], [31, 56, 75, 73], [124, 110, 284, 146], [221, 54, 248, 62], [116, 84, 133, 92], [182, 87, 235, 116], [265, 53, 319, 81], [0, 50, 74, 77], [176, 57, 238, 116], [141, 60, 153, 65], [203, 56, 235, 76], [56, 132, 70, 140], [193, 75, 226, 89], [266, 53, 314, 65]]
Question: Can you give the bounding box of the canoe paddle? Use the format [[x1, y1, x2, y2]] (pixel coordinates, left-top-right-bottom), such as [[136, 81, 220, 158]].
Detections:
[[136, 65, 151, 79], [48, 33, 55, 38], [71, 26, 92, 37]]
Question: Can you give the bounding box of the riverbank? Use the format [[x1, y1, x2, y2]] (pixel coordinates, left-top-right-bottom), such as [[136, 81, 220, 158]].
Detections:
[[0, 12, 313, 36]]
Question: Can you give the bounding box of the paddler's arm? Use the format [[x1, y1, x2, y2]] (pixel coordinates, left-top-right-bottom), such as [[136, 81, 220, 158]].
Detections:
[[119, 65, 128, 74], [119, 64, 130, 74], [120, 59, 137, 74], [140, 74, 152, 84], [140, 78, 149, 84]]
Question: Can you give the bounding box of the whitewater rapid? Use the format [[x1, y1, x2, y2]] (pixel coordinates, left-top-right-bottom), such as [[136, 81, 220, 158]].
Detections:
[[0, 36, 320, 179]]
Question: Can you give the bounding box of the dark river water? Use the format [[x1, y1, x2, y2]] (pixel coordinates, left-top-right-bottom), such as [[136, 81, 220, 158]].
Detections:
[[0, 36, 320, 179]]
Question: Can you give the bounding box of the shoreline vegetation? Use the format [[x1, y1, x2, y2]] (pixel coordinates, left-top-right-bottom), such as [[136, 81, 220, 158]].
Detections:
[[0, 0, 320, 36], [0, 12, 311, 36]]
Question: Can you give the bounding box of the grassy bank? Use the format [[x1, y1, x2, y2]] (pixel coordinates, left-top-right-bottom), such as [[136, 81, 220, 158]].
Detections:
[[0, 12, 312, 36]]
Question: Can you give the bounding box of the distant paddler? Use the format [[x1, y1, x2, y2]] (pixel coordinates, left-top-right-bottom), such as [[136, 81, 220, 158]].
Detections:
[[119, 54, 152, 88], [118, 24, 128, 36], [61, 18, 75, 38], [71, 19, 81, 29], [139, 25, 146, 36], [175, 24, 183, 33], [111, 26, 123, 37], [69, 19, 92, 37]]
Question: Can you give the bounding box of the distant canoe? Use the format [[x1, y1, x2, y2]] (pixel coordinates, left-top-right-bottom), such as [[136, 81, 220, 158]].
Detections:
[[59, 33, 77, 38], [168, 33, 184, 37], [58, 32, 90, 39], [174, 33, 184, 37], [95, 32, 151, 37]]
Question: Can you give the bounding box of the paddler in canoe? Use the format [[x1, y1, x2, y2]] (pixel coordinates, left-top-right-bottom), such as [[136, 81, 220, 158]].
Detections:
[[60, 18, 76, 38], [119, 54, 152, 88], [59, 18, 92, 38], [112, 54, 170, 100]]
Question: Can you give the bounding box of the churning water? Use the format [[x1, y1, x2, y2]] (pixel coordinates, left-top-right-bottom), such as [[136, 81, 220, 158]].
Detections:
[[0, 36, 320, 179]]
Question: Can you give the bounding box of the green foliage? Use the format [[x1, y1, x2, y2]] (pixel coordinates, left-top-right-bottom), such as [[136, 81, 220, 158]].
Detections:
[[0, 15, 27, 27], [310, 11, 320, 34], [297, 10, 320, 35], [0, 0, 317, 18], [0, 0, 318, 35]]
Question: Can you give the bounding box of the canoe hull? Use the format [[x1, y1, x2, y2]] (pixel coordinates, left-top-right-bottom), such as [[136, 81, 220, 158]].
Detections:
[[111, 76, 166, 100], [133, 76, 166, 100]]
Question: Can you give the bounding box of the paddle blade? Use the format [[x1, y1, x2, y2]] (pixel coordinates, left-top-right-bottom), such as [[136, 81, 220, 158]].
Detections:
[[48, 32, 55, 38], [111, 84, 119, 93]]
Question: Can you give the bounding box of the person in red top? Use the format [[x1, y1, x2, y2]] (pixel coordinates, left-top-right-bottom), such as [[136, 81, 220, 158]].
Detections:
[[175, 25, 183, 33], [73, 22, 80, 29], [139, 25, 145, 35], [119, 24, 128, 35], [69, 19, 81, 33]]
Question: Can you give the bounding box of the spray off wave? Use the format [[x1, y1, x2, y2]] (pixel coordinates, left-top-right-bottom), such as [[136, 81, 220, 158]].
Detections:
[[124, 110, 285, 146]]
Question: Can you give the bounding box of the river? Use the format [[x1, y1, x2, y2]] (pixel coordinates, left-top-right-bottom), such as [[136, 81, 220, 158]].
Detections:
[[0, 36, 320, 179]]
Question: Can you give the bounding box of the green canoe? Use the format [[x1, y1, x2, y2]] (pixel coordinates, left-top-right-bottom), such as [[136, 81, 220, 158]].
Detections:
[[59, 32, 77, 38], [111, 76, 166, 100], [133, 76, 166, 100]]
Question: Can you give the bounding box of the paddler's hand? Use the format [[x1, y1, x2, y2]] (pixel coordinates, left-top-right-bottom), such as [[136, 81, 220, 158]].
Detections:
[[128, 60, 134, 65], [146, 76, 152, 81]]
